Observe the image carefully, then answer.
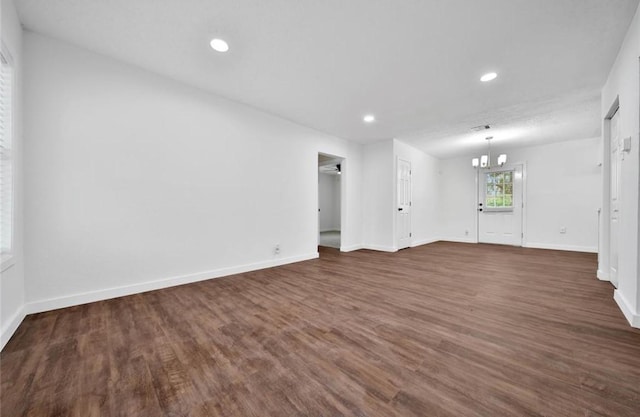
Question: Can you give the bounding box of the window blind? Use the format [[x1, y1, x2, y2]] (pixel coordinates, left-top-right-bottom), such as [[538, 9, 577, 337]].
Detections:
[[0, 51, 13, 254]]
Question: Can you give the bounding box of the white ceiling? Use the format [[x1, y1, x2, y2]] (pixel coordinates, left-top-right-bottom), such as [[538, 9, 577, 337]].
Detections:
[[15, 0, 639, 156], [402, 89, 602, 158]]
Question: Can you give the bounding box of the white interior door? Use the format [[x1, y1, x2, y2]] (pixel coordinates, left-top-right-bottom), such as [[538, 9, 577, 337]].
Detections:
[[610, 109, 620, 288], [397, 158, 412, 249], [478, 166, 523, 246]]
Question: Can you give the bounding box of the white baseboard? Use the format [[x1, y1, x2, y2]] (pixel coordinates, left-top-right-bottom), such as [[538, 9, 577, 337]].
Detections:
[[342, 239, 439, 252], [597, 269, 610, 281], [410, 237, 440, 247], [438, 238, 598, 253], [524, 242, 598, 253], [614, 290, 640, 328], [340, 244, 363, 252], [1, 304, 26, 351], [440, 237, 476, 244], [26, 252, 319, 315], [362, 244, 397, 252]]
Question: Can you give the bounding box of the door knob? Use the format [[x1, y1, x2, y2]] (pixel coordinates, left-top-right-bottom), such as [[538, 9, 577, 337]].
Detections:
[[398, 208, 403, 211]]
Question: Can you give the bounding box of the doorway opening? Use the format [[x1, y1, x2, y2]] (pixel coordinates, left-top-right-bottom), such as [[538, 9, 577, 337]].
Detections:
[[318, 153, 343, 250]]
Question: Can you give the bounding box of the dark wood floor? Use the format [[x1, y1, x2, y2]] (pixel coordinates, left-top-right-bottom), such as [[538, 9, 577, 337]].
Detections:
[[2, 242, 640, 416]]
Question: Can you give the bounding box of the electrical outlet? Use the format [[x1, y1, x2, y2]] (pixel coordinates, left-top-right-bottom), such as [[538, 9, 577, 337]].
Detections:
[[560, 227, 567, 234], [274, 244, 280, 255], [464, 229, 469, 236]]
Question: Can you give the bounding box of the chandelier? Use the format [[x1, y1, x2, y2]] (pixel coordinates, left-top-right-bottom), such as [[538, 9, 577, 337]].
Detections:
[[471, 136, 507, 168]]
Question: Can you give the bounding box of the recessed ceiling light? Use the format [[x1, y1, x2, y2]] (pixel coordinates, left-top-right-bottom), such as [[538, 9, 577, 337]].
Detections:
[[363, 114, 376, 123], [210, 38, 229, 53], [480, 72, 498, 82]]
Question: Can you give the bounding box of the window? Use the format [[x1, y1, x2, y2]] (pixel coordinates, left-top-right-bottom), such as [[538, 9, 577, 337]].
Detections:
[[1, 48, 13, 256], [485, 170, 513, 210]]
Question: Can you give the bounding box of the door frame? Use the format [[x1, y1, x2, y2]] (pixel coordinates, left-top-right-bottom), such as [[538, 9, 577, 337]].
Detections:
[[317, 152, 346, 252], [598, 96, 622, 288], [600, 98, 620, 285], [395, 157, 412, 250], [475, 162, 527, 246]]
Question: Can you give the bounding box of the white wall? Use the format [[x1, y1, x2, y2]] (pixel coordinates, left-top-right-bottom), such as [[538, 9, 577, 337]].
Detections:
[[5, 3, 635, 349], [601, 3, 640, 327], [318, 173, 340, 232], [394, 140, 440, 247], [511, 138, 601, 252], [439, 137, 602, 252], [362, 140, 395, 251], [0, 0, 25, 349], [339, 149, 364, 252], [438, 158, 478, 243], [22, 32, 364, 312]]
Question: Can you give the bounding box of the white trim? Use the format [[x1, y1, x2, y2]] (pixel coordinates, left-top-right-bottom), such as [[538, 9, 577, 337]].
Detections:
[[523, 242, 598, 253], [25, 252, 318, 315], [340, 244, 363, 252], [362, 244, 398, 252], [482, 207, 514, 213], [614, 290, 640, 328], [521, 162, 528, 247], [0, 304, 26, 351], [317, 151, 346, 253], [347, 238, 442, 251], [598, 98, 619, 296], [410, 237, 439, 247], [440, 237, 477, 244]]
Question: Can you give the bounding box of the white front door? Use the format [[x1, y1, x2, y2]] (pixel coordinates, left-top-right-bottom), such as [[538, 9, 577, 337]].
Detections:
[[610, 109, 620, 287], [397, 158, 412, 249], [478, 166, 523, 246]]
